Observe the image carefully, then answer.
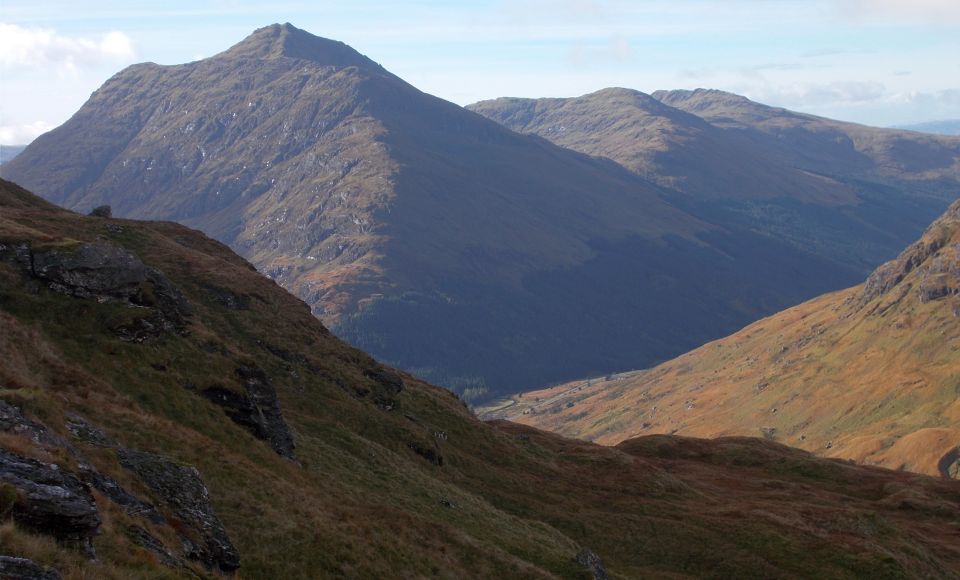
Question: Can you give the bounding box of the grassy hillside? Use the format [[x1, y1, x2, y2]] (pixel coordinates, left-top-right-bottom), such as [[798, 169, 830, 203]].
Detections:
[[487, 199, 960, 480], [2, 178, 960, 578]]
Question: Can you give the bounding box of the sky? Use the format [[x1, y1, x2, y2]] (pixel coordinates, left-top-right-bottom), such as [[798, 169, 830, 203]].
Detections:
[[1, 0, 958, 144]]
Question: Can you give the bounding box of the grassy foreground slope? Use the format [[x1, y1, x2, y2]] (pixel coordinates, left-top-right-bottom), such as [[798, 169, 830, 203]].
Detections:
[[489, 199, 960, 480], [1, 179, 959, 578]]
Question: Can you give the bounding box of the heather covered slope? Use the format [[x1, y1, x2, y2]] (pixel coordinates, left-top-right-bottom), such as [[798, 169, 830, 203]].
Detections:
[[487, 199, 960, 480], [1, 25, 860, 396], [470, 88, 960, 276], [3, 179, 960, 578]]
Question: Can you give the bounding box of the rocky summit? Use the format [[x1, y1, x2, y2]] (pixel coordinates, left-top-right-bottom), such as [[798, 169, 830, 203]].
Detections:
[[2, 179, 960, 577], [3, 24, 894, 397]]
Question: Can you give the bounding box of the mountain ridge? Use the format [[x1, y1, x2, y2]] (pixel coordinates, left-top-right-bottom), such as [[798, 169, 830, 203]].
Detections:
[[3, 25, 867, 395], [469, 86, 960, 287]]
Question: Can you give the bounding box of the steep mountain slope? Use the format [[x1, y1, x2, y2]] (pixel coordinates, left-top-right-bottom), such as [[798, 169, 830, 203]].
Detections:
[[1, 24, 858, 396], [0, 145, 26, 166], [487, 199, 960, 479], [469, 88, 960, 275], [3, 179, 960, 578]]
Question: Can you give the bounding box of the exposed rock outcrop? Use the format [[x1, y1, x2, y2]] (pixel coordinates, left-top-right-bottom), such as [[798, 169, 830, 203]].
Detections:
[[939, 447, 960, 479], [65, 415, 114, 448], [2, 404, 163, 526], [0, 449, 101, 556], [126, 525, 179, 568], [856, 199, 960, 310], [859, 239, 944, 306], [406, 441, 443, 467], [363, 367, 405, 410], [575, 548, 608, 580], [117, 448, 239, 572], [0, 400, 72, 450], [77, 463, 164, 524], [0, 555, 63, 580], [88, 205, 112, 218], [201, 365, 295, 458], [0, 242, 191, 341]]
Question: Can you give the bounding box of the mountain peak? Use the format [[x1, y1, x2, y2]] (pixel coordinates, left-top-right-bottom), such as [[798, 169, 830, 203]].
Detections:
[[218, 23, 379, 69]]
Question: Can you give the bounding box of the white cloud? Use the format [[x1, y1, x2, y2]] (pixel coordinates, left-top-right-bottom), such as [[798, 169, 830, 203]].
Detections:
[[0, 120, 55, 144], [565, 35, 632, 68], [0, 23, 136, 77], [835, 0, 960, 24], [748, 81, 887, 107]]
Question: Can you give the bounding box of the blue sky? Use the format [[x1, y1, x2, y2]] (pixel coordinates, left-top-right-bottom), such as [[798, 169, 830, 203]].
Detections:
[[1, 0, 958, 143]]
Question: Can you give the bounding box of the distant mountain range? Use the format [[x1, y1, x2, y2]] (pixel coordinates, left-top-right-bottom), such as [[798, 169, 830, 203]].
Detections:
[[470, 88, 960, 277], [5, 24, 960, 398], [484, 198, 960, 479], [895, 119, 960, 135]]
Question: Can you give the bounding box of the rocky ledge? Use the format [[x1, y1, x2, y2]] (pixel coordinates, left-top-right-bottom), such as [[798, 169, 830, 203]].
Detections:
[[0, 449, 101, 556], [118, 448, 240, 572], [0, 241, 191, 341], [0, 555, 63, 580], [202, 365, 296, 459]]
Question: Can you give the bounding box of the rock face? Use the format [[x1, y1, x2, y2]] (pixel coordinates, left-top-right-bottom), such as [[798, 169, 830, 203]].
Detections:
[[0, 400, 72, 450], [0, 242, 191, 341], [118, 448, 240, 572], [856, 199, 960, 310], [363, 367, 405, 410], [202, 365, 295, 458], [126, 525, 179, 568], [0, 449, 101, 556], [1, 401, 237, 572], [575, 548, 608, 580], [88, 205, 112, 218], [32, 243, 191, 336], [0, 556, 63, 580], [65, 415, 115, 448], [939, 448, 960, 479], [77, 464, 164, 524]]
